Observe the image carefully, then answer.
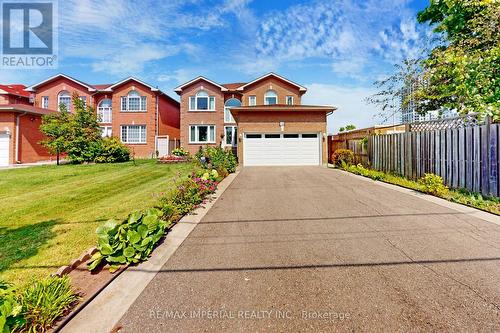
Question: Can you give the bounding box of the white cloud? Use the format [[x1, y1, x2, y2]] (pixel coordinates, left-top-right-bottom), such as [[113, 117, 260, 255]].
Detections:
[[253, 0, 431, 78], [303, 83, 392, 134]]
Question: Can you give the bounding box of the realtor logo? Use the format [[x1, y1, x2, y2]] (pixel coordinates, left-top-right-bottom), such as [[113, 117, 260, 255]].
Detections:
[[1, 0, 58, 68]]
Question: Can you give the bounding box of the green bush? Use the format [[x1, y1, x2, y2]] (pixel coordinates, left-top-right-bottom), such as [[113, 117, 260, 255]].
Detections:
[[94, 137, 130, 163], [88, 209, 168, 272], [0, 281, 24, 333], [195, 146, 237, 173], [18, 276, 79, 333], [171, 147, 189, 157], [419, 173, 449, 197], [332, 149, 354, 167]]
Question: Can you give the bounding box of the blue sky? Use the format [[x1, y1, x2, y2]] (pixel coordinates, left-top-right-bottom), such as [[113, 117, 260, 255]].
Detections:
[[1, 0, 433, 134]]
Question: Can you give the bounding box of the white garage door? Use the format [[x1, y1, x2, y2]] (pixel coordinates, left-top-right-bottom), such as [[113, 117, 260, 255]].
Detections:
[[0, 133, 10, 166], [244, 133, 321, 166]]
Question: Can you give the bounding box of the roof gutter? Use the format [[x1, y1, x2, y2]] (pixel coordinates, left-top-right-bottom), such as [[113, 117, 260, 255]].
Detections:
[[15, 112, 27, 163]]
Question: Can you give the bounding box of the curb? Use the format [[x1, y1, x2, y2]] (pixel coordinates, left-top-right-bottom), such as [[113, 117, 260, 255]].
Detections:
[[60, 171, 240, 333], [334, 168, 500, 226]]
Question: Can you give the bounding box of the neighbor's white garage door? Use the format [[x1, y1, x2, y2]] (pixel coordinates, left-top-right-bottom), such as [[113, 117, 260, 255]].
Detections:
[[0, 133, 10, 166], [243, 133, 321, 166]]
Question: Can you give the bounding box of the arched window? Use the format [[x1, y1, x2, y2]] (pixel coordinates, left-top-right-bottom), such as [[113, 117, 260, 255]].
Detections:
[[224, 98, 241, 123], [189, 90, 215, 111], [121, 90, 146, 112], [98, 98, 112, 123], [264, 90, 278, 105], [58, 91, 71, 111]]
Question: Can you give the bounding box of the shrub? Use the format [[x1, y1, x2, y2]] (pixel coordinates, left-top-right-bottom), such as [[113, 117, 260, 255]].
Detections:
[[171, 147, 189, 157], [0, 281, 24, 333], [18, 276, 79, 333], [332, 149, 354, 167], [88, 209, 168, 272], [419, 173, 449, 197], [94, 137, 130, 163], [195, 146, 237, 173]]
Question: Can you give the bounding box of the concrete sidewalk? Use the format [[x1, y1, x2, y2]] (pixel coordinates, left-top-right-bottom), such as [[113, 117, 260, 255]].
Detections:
[[114, 167, 500, 332]]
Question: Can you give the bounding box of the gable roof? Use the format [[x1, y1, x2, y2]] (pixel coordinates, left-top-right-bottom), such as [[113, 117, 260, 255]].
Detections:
[[236, 72, 307, 92], [174, 76, 229, 93], [25, 74, 97, 92], [222, 82, 246, 90], [102, 77, 159, 92], [0, 84, 30, 97]]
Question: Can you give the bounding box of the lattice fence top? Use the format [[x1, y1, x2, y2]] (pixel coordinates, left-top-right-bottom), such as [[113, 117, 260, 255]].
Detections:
[[409, 113, 486, 131]]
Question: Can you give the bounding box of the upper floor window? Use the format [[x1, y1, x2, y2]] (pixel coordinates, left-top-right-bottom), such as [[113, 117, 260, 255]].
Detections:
[[121, 91, 147, 112], [189, 90, 215, 111], [286, 96, 294, 105], [58, 91, 71, 111], [248, 95, 256, 106], [41, 96, 49, 109], [98, 98, 112, 123], [264, 90, 277, 105], [79, 96, 87, 108], [224, 98, 241, 123]]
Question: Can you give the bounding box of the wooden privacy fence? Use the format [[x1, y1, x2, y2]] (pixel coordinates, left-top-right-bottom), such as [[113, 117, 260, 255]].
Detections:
[[369, 121, 500, 197]]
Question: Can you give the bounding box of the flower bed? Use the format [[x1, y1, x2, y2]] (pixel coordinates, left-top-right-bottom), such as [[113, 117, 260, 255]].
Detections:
[[157, 155, 189, 163]]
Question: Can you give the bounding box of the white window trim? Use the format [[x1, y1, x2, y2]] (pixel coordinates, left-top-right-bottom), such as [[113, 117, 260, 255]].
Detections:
[[100, 126, 112, 138], [224, 126, 238, 147], [98, 99, 112, 124], [41, 96, 49, 109], [286, 95, 294, 105], [189, 125, 216, 144], [58, 92, 71, 111], [188, 92, 216, 111], [248, 95, 256, 106], [264, 90, 278, 105], [121, 93, 147, 112], [120, 125, 147, 144]]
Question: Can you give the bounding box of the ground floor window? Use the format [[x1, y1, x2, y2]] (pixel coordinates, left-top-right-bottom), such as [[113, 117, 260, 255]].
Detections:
[[121, 125, 146, 144], [224, 126, 238, 146], [189, 125, 215, 144], [100, 126, 112, 138]]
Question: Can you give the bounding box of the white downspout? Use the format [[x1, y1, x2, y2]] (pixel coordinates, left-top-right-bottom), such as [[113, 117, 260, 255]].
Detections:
[[15, 112, 27, 163]]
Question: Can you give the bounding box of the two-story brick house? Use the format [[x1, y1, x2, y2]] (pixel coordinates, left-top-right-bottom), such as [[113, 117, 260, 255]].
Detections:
[[175, 73, 335, 166], [25, 74, 180, 159], [0, 84, 56, 166]]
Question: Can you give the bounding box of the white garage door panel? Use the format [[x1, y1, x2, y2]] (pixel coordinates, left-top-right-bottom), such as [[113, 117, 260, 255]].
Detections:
[[244, 133, 320, 166], [0, 134, 10, 167]]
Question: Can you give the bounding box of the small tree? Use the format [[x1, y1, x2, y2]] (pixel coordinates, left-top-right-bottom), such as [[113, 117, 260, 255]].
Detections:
[[39, 105, 71, 165], [65, 93, 102, 163], [345, 124, 356, 131], [339, 127, 345, 133]]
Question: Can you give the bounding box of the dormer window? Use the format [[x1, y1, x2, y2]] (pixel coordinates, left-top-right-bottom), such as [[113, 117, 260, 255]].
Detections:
[[264, 90, 277, 105], [58, 91, 71, 111], [121, 91, 147, 112], [189, 90, 215, 111]]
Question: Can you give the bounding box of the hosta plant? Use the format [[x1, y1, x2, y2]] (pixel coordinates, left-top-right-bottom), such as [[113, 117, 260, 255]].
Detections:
[[88, 208, 169, 272], [0, 281, 24, 333]]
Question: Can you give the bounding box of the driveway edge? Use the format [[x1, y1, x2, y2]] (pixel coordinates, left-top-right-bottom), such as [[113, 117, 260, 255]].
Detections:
[[60, 171, 240, 333], [334, 168, 500, 226]]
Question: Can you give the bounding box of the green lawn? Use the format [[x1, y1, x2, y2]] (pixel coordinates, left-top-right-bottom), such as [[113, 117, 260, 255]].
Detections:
[[0, 160, 194, 285]]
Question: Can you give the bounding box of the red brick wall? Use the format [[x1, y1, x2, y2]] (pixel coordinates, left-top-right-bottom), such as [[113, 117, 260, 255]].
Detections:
[[158, 95, 180, 139], [18, 114, 53, 163], [32, 77, 93, 111], [179, 81, 225, 155], [109, 81, 157, 158], [241, 77, 303, 106]]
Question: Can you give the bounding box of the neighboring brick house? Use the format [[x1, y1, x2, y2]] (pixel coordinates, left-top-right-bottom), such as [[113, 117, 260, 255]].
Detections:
[[25, 74, 180, 159], [0, 84, 56, 166], [175, 73, 336, 166]]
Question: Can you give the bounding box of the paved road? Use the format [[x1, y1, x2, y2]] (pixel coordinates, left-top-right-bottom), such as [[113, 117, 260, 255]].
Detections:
[[119, 167, 500, 332]]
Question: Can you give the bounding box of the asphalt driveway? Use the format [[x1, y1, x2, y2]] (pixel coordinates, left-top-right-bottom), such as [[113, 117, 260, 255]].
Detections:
[[119, 167, 500, 332]]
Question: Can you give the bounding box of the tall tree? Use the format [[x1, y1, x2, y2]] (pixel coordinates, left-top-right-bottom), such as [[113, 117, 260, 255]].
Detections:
[[365, 58, 424, 123], [39, 106, 71, 165], [416, 0, 499, 119]]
